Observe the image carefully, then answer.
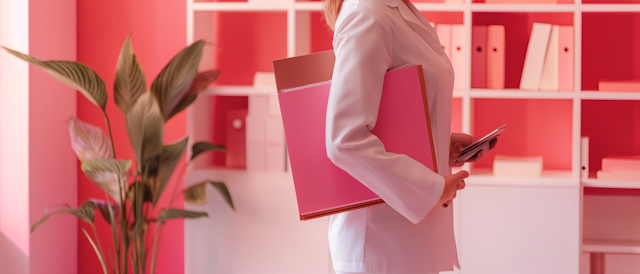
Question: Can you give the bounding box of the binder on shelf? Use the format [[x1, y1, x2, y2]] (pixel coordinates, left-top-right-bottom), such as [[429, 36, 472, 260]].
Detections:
[[598, 80, 640, 92], [246, 115, 267, 171], [558, 26, 574, 92], [451, 25, 465, 90], [273, 50, 438, 220], [601, 156, 640, 173], [581, 137, 589, 179], [487, 25, 505, 89], [472, 26, 487, 89], [266, 116, 286, 172], [436, 24, 452, 59], [520, 23, 552, 91], [540, 25, 560, 91], [493, 155, 543, 178]]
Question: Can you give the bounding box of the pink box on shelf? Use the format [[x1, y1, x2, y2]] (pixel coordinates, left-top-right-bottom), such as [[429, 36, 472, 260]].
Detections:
[[486, 25, 505, 89], [436, 24, 452, 59], [601, 156, 640, 172], [598, 80, 640, 92], [472, 26, 487, 88], [558, 26, 574, 92], [596, 171, 640, 181], [451, 25, 465, 90]]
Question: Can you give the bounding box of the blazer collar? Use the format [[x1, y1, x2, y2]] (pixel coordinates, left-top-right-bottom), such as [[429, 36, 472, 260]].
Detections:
[[380, 0, 430, 33]]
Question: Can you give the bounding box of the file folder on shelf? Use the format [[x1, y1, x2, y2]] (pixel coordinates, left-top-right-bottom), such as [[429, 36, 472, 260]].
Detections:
[[521, 23, 552, 91], [273, 50, 438, 220], [487, 25, 506, 89], [558, 26, 574, 92], [472, 26, 487, 88]]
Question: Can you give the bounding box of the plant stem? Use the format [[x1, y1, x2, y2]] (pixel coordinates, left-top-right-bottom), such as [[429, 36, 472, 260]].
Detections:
[[103, 110, 116, 159], [150, 221, 162, 274], [92, 223, 108, 271], [107, 192, 120, 274]]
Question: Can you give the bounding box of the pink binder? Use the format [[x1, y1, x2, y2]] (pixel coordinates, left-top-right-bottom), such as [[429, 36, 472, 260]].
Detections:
[[487, 25, 505, 89], [436, 24, 452, 59], [558, 26, 574, 92], [472, 26, 487, 88], [273, 51, 438, 220]]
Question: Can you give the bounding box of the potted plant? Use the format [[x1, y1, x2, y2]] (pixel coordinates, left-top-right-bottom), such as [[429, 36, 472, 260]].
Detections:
[[3, 35, 233, 274]]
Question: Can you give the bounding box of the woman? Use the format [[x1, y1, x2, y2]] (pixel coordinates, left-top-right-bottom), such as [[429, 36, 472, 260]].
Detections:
[[324, 0, 496, 273]]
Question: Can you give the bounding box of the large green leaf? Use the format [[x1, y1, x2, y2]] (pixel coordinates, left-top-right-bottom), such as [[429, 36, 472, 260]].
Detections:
[[81, 159, 131, 204], [184, 180, 234, 210], [191, 142, 225, 160], [31, 201, 97, 233], [69, 117, 113, 161], [157, 209, 208, 225], [149, 137, 188, 205], [2, 47, 107, 110], [125, 92, 164, 168], [165, 70, 219, 121], [150, 40, 205, 120], [114, 35, 147, 114]]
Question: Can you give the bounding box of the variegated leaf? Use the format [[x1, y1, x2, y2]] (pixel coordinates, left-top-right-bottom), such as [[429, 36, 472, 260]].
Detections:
[[149, 137, 188, 205], [165, 70, 219, 121], [125, 92, 164, 168], [81, 159, 131, 204], [89, 199, 119, 224], [157, 209, 208, 225], [69, 117, 113, 161], [3, 47, 107, 110], [184, 180, 234, 210], [150, 40, 205, 120], [114, 35, 147, 114], [32, 201, 97, 233]]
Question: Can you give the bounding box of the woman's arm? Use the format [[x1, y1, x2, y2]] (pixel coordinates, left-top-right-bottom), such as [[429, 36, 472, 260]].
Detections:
[[325, 8, 452, 224]]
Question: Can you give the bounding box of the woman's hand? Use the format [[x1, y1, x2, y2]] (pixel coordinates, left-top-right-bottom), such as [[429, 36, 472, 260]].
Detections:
[[437, 170, 468, 208], [449, 133, 498, 167]]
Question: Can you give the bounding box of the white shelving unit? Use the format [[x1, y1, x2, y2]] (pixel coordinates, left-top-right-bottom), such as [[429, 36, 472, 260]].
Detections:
[[185, 1, 640, 274]]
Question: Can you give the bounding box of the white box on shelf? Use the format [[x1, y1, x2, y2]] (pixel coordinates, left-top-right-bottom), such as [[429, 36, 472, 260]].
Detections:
[[520, 23, 552, 91], [249, 94, 269, 115], [596, 171, 640, 181], [246, 114, 267, 171], [268, 93, 281, 116], [493, 155, 543, 177], [581, 137, 589, 179], [253, 71, 277, 88], [602, 155, 640, 172], [266, 116, 286, 172]]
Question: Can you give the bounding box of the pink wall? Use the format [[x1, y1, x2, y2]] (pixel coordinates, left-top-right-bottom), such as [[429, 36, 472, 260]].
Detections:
[[77, 1, 187, 273], [30, 1, 79, 273]]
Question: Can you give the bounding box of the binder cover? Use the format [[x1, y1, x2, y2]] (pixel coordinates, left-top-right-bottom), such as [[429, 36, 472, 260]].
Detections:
[[451, 25, 466, 90], [540, 25, 560, 91], [436, 24, 452, 59], [558, 26, 574, 92], [520, 23, 552, 91], [487, 25, 505, 89], [472, 26, 487, 88], [273, 51, 437, 220]]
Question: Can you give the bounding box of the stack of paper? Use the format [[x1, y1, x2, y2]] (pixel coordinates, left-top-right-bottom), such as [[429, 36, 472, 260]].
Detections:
[[597, 156, 640, 181], [493, 155, 543, 177], [598, 80, 640, 92], [521, 23, 574, 92]]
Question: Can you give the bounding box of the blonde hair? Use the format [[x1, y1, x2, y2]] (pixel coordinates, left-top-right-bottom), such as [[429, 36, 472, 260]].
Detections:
[[323, 0, 345, 30]]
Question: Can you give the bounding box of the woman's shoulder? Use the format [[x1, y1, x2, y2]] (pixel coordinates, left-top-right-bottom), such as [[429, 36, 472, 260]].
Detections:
[[336, 0, 396, 32]]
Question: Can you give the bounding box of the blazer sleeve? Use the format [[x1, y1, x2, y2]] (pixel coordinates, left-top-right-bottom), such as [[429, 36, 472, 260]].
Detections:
[[326, 9, 445, 224]]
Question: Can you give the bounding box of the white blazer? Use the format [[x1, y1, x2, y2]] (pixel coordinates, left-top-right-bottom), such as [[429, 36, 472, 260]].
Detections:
[[325, 0, 458, 273]]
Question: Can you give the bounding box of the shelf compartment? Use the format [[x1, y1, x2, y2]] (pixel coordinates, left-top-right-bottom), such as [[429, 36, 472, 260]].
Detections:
[[195, 11, 287, 85], [295, 11, 333, 56], [583, 239, 640, 253], [471, 98, 574, 171], [471, 4, 576, 12], [581, 100, 640, 178], [583, 188, 640, 246], [472, 12, 574, 90], [582, 12, 640, 91]]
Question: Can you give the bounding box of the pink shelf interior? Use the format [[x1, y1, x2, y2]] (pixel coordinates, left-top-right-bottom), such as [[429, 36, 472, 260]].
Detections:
[[472, 99, 573, 170], [209, 11, 287, 85], [582, 100, 640, 176], [582, 13, 640, 91], [472, 13, 573, 89], [310, 11, 334, 53]]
